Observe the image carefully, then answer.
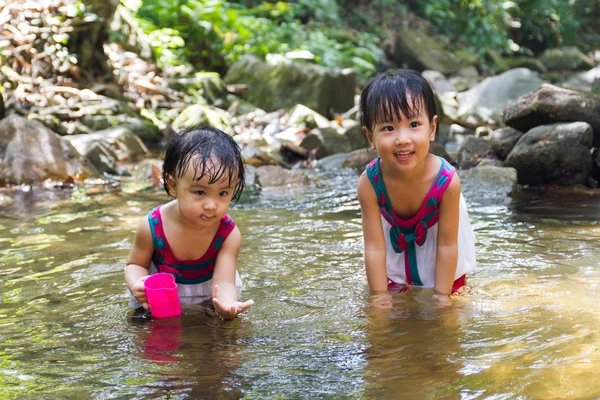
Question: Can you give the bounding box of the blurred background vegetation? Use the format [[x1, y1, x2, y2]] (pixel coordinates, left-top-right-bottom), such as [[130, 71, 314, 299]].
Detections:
[[122, 0, 599, 83]]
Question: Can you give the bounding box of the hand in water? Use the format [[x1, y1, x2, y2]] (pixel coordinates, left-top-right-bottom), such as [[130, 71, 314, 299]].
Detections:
[[432, 293, 452, 308], [212, 284, 254, 319], [131, 275, 151, 310], [370, 292, 393, 310]]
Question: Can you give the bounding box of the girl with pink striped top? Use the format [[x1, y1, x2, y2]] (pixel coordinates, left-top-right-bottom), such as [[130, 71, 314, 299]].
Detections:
[[125, 126, 254, 319], [357, 70, 476, 308]]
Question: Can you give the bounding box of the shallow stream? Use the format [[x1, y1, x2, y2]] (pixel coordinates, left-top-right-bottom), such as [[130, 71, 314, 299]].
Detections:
[[1, 170, 599, 398]]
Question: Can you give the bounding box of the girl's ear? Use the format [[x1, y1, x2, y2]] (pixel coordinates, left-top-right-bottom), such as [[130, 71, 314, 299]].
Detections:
[[362, 126, 375, 150], [429, 115, 438, 142], [166, 175, 177, 197]]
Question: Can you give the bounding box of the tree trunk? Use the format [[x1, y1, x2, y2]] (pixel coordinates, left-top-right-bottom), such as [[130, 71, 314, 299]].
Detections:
[[68, 0, 119, 74]]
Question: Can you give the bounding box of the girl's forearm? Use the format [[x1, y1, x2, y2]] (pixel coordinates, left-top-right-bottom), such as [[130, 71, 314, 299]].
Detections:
[[213, 280, 239, 303], [124, 264, 149, 291], [364, 249, 388, 292], [434, 245, 458, 294]]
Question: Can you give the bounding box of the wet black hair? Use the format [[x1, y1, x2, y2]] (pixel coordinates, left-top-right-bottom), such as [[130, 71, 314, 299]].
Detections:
[[359, 69, 438, 133], [162, 125, 245, 203]]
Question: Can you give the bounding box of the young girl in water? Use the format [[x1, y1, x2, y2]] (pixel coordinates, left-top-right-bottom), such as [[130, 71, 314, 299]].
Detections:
[[357, 69, 476, 307], [125, 125, 254, 318]]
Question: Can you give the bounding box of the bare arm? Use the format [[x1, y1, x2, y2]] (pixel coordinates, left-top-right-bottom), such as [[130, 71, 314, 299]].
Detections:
[[434, 174, 461, 306], [357, 173, 389, 293], [124, 217, 154, 309], [211, 226, 254, 318]]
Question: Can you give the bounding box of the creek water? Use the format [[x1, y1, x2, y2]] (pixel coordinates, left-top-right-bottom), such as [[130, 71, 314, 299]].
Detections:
[[1, 169, 599, 399]]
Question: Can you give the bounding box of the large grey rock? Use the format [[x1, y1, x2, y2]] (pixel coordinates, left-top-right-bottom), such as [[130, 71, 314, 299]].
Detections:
[[457, 68, 546, 125], [64, 127, 149, 175], [0, 114, 97, 185], [504, 122, 593, 186], [503, 84, 600, 147], [490, 127, 524, 160], [224, 55, 355, 116]]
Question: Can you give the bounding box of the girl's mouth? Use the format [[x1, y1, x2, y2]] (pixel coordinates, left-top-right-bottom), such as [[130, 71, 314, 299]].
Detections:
[[394, 151, 414, 159]]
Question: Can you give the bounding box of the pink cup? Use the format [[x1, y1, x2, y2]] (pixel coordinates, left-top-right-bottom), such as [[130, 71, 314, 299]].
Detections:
[[144, 273, 182, 318]]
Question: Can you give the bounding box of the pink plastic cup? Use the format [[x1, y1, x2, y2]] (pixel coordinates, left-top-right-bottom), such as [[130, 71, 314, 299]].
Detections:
[[144, 273, 182, 318]]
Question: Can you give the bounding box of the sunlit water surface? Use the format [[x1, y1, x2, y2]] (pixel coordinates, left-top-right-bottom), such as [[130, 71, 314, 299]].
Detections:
[[1, 170, 599, 399]]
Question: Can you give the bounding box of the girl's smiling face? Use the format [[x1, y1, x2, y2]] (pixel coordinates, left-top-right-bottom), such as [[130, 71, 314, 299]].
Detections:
[[364, 97, 437, 173], [167, 157, 236, 228]]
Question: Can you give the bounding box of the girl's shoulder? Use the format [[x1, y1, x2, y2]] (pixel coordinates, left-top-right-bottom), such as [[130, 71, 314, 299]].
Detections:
[[427, 155, 455, 181]]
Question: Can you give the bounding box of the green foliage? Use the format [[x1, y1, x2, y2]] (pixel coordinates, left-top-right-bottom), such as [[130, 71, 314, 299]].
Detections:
[[418, 0, 511, 57], [414, 0, 593, 58], [134, 0, 382, 82], [129, 0, 598, 80], [508, 0, 580, 53]]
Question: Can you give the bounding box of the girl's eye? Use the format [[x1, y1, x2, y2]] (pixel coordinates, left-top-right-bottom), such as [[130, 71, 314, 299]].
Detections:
[[219, 191, 229, 197], [409, 121, 420, 128], [381, 125, 394, 132], [196, 191, 205, 196]]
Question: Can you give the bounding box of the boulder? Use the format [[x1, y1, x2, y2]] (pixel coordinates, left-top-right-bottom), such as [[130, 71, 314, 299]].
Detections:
[[503, 84, 600, 147], [0, 115, 97, 185], [504, 122, 593, 186], [224, 55, 355, 116], [63, 127, 149, 175], [457, 68, 546, 125]]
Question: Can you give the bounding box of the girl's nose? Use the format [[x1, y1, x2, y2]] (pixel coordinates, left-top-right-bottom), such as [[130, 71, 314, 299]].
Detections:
[[394, 130, 410, 144], [204, 199, 217, 210]]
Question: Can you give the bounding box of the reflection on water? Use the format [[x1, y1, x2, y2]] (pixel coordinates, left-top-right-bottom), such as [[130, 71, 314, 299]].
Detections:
[[1, 171, 599, 398]]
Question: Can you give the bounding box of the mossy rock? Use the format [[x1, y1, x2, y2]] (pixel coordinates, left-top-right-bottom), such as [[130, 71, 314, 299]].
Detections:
[[390, 29, 462, 75], [540, 46, 594, 71], [172, 104, 233, 134], [224, 55, 354, 116], [508, 57, 547, 74]]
